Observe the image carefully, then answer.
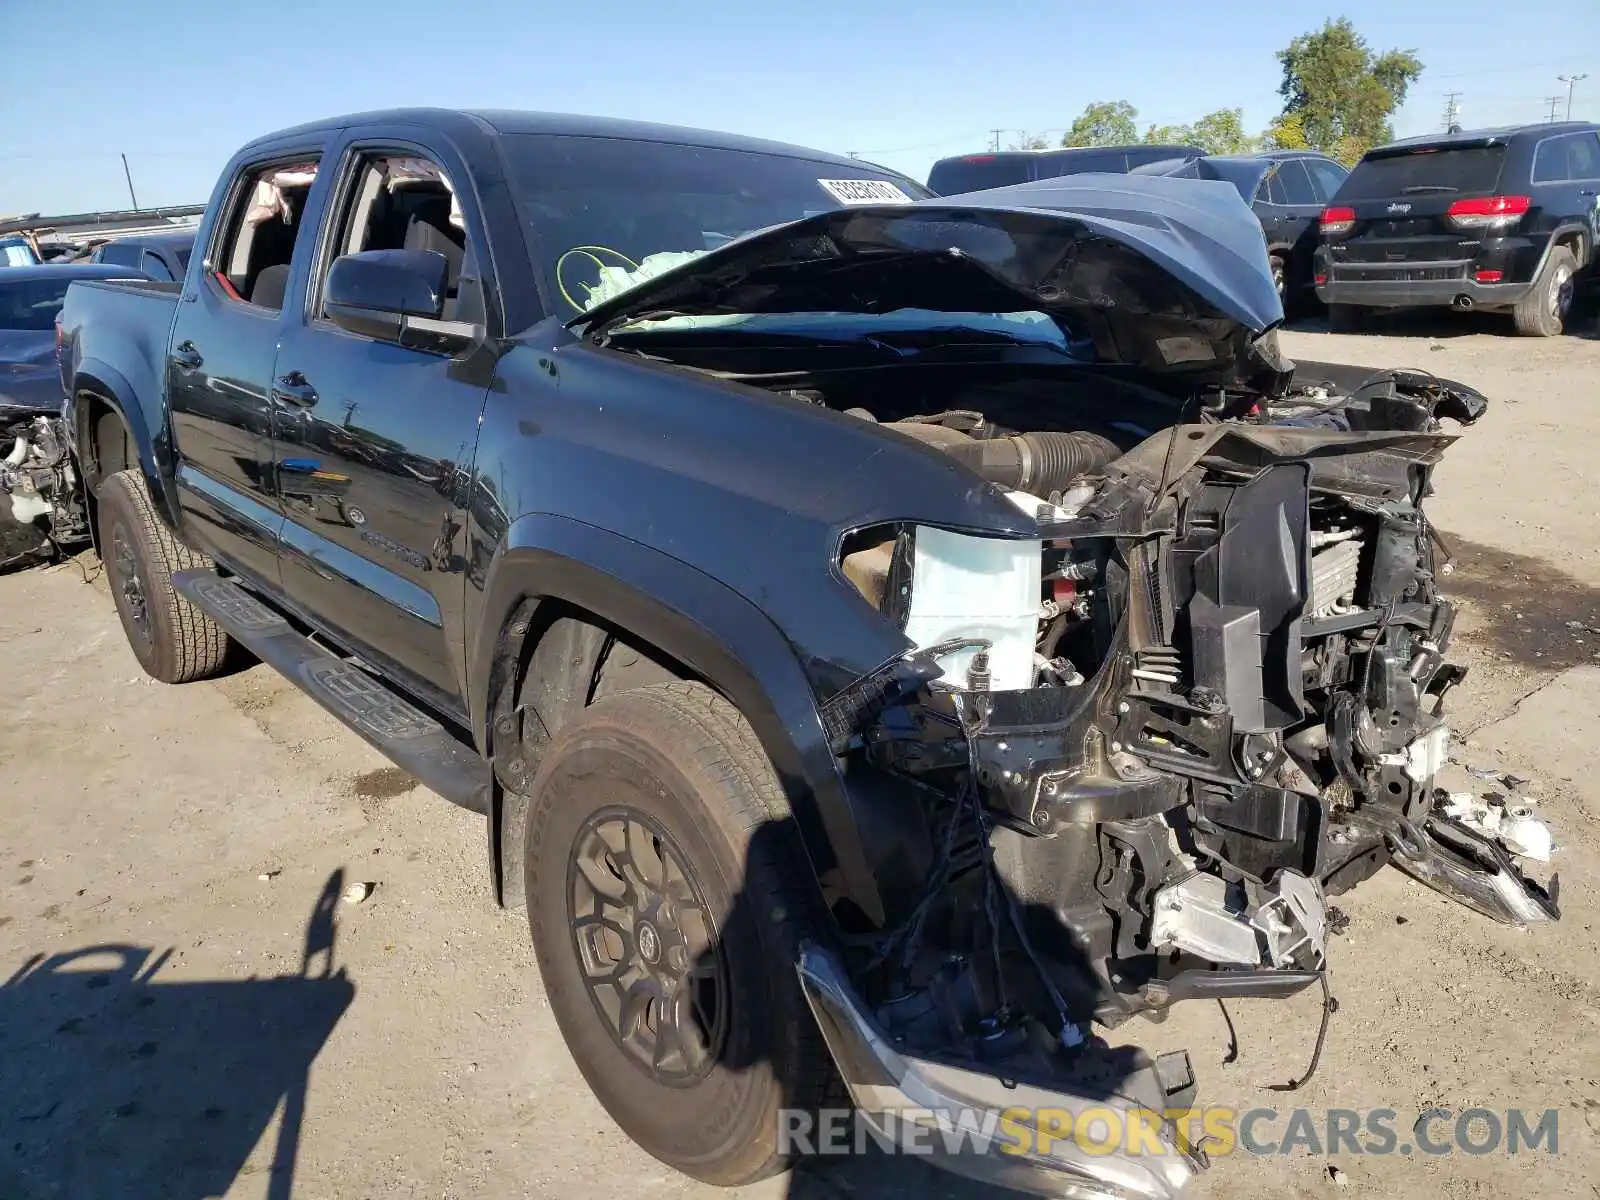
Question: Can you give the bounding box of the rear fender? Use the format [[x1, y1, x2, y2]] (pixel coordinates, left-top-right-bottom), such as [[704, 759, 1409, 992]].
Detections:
[[472, 513, 884, 925], [70, 360, 180, 526]]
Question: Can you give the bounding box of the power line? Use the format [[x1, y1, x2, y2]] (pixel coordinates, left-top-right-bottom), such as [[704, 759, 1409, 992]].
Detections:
[[1432, 55, 1596, 79], [1442, 92, 1463, 131], [1558, 73, 1588, 121]]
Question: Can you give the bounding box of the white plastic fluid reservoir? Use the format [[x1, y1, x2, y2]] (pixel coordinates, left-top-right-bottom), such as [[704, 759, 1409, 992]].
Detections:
[[902, 526, 1043, 692]]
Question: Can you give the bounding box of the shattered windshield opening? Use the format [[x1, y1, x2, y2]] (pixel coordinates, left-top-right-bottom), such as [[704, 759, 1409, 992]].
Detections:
[[501, 133, 953, 320]]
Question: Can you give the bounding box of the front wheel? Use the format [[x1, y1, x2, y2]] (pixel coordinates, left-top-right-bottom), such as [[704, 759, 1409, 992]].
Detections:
[[97, 470, 232, 683], [523, 682, 836, 1186]]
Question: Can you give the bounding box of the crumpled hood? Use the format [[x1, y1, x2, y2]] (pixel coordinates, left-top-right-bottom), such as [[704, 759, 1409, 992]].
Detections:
[[573, 173, 1286, 387], [1130, 155, 1275, 206]]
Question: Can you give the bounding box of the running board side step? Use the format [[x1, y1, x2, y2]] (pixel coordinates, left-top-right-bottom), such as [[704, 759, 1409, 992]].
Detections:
[[173, 570, 490, 814]]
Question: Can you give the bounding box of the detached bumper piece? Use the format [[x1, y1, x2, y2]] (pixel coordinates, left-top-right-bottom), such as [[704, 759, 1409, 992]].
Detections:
[[1388, 815, 1559, 926], [797, 945, 1202, 1200]]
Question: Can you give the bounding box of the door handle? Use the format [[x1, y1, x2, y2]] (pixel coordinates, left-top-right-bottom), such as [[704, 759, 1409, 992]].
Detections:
[[171, 341, 203, 371], [272, 371, 319, 409]]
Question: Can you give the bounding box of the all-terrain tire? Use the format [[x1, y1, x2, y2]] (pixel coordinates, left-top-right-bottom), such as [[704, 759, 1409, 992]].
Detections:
[[524, 681, 837, 1186], [98, 469, 231, 683], [1512, 245, 1576, 337]]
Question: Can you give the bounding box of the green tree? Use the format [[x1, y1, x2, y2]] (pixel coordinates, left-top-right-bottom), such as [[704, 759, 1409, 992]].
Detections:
[[1143, 123, 1192, 146], [1275, 18, 1423, 162], [1190, 108, 1256, 155], [1144, 109, 1256, 155], [1262, 110, 1308, 151], [1062, 101, 1139, 147]]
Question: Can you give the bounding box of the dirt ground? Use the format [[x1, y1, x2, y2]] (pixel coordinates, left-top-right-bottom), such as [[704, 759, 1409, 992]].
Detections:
[[3, 310, 1599, 1200]]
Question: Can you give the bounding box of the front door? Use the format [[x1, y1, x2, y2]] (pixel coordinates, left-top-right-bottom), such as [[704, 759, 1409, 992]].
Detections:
[[168, 149, 326, 587], [270, 140, 493, 717]]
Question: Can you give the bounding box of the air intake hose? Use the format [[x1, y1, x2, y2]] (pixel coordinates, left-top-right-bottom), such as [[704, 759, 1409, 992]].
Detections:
[[893, 424, 1121, 496]]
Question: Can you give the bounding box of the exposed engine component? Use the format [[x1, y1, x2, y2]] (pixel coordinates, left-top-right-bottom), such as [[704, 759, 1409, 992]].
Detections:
[[1309, 529, 1364, 617], [887, 419, 1122, 498], [0, 415, 88, 566], [1149, 869, 1327, 968]]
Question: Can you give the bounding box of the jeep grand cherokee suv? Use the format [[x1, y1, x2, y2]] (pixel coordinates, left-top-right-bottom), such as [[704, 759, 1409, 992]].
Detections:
[[1315, 122, 1600, 335]]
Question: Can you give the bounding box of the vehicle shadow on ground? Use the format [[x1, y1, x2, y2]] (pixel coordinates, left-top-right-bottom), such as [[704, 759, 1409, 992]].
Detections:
[[1438, 530, 1600, 671], [0, 870, 356, 1200]]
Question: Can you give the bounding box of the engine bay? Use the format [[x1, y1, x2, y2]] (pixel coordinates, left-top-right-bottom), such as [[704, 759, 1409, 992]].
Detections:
[[1, 412, 86, 569]]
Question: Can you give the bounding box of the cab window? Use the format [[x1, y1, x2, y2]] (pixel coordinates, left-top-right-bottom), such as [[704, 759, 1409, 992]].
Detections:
[[210, 157, 322, 310], [315, 151, 484, 330]]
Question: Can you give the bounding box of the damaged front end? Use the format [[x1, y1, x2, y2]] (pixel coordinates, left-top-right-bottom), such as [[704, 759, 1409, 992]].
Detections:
[[0, 399, 87, 569], [808, 392, 1559, 1197], [577, 179, 1556, 1197]]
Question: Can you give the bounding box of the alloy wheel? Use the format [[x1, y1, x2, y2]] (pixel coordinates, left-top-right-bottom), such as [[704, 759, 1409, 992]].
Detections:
[[111, 523, 152, 644], [567, 808, 727, 1086], [1551, 263, 1574, 320]]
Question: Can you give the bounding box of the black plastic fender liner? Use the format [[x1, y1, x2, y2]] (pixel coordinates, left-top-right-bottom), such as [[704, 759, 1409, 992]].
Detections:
[[471, 512, 893, 926]]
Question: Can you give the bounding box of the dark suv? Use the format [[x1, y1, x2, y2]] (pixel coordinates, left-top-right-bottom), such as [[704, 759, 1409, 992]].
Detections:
[[1315, 122, 1600, 335]]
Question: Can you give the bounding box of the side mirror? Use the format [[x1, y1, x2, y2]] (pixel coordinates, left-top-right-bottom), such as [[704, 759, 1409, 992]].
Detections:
[[324, 249, 479, 354]]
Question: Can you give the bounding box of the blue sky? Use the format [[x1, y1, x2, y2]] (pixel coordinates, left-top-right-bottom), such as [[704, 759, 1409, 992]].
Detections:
[[2, 0, 1596, 215]]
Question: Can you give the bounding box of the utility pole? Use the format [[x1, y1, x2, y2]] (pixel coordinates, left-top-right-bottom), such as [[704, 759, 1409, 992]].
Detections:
[[1558, 73, 1587, 121], [1544, 96, 1563, 123], [120, 153, 140, 210], [1442, 92, 1462, 131], [989, 129, 1003, 153]]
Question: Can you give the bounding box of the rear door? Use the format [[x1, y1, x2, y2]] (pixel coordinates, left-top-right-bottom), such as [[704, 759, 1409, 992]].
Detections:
[[1325, 141, 1509, 270], [269, 134, 494, 716], [1265, 159, 1324, 285], [167, 145, 327, 587], [1530, 130, 1600, 255]]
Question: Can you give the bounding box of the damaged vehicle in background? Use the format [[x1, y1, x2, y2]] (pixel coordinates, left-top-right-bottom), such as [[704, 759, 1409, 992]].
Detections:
[[56, 111, 1554, 1200], [1, 264, 141, 567]]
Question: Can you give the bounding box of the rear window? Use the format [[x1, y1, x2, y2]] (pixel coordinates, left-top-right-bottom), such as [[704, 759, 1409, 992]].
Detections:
[[928, 156, 1035, 194], [1341, 145, 1507, 199], [0, 279, 72, 330]]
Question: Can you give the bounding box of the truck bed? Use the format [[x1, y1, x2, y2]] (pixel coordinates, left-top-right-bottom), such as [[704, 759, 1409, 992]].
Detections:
[[56, 277, 184, 508]]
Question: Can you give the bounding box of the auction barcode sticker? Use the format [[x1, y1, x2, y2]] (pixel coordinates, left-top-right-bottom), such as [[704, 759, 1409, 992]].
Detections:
[[817, 178, 914, 205]]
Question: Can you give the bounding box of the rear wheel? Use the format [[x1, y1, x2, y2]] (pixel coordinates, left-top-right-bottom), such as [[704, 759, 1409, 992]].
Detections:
[[1269, 254, 1290, 316], [1512, 245, 1576, 337], [524, 681, 836, 1186], [97, 469, 231, 683]]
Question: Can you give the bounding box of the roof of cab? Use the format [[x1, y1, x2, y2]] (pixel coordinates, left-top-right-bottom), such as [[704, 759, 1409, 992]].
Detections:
[[239, 107, 876, 172]]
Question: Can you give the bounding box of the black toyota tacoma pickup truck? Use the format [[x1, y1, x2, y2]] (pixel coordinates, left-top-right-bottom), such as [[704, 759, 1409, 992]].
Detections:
[[56, 109, 1554, 1200]]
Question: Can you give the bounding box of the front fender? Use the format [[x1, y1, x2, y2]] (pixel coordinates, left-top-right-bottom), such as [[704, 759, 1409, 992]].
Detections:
[[70, 359, 180, 526], [471, 512, 886, 925]]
